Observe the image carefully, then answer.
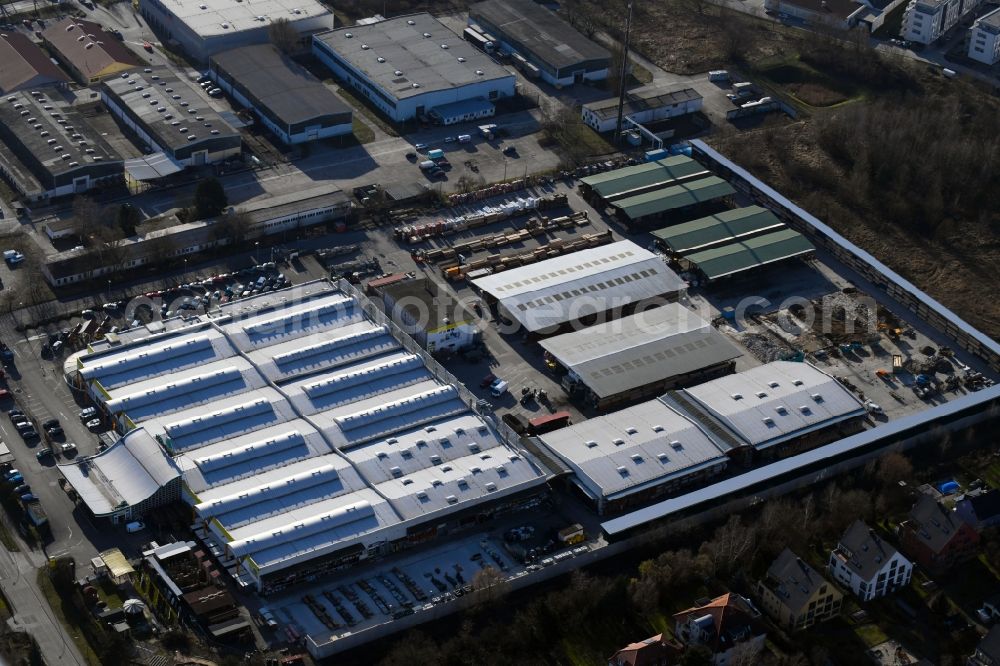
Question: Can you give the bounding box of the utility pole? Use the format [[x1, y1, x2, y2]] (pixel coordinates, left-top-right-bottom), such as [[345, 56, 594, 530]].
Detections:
[[614, 1, 634, 144]]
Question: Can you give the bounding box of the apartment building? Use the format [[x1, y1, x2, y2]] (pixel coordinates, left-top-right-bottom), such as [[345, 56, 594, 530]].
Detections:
[[968, 7, 1000, 64], [901, 0, 984, 44]]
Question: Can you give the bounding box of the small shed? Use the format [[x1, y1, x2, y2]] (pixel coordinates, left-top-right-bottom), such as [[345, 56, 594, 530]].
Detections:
[[100, 548, 135, 586]]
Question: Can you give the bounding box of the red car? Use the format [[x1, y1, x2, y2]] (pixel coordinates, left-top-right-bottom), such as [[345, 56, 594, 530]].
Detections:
[[479, 374, 496, 388], [143, 41, 154, 53]]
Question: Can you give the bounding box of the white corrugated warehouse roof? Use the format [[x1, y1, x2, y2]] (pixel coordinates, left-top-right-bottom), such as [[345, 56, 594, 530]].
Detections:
[[671, 361, 866, 449], [68, 282, 548, 582], [153, 0, 332, 39], [538, 303, 742, 399], [58, 428, 182, 514], [471, 240, 687, 333], [536, 399, 729, 501]]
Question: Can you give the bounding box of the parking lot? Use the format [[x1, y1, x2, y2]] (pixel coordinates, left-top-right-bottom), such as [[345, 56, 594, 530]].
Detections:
[[267, 505, 601, 649]]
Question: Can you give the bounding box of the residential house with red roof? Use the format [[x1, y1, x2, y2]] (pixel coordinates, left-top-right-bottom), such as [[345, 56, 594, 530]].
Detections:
[[672, 593, 767, 665], [607, 633, 683, 666], [899, 494, 979, 575]]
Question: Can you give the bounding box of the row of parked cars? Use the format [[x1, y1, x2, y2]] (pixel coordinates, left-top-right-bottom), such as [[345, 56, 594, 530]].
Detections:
[[196, 74, 224, 98]]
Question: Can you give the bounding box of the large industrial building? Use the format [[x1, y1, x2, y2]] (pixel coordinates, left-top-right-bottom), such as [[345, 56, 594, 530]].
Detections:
[[679, 228, 816, 282], [468, 0, 611, 87], [312, 14, 516, 123], [536, 360, 868, 514], [0, 90, 123, 201], [101, 66, 241, 167], [582, 86, 703, 134], [0, 32, 70, 94], [43, 188, 350, 285], [209, 45, 353, 144], [379, 277, 479, 354], [539, 303, 742, 410], [579, 155, 711, 206], [652, 206, 785, 256], [470, 240, 687, 335], [41, 18, 141, 84], [139, 0, 334, 61], [62, 281, 549, 594], [535, 399, 730, 514], [662, 361, 867, 462], [612, 176, 736, 227]]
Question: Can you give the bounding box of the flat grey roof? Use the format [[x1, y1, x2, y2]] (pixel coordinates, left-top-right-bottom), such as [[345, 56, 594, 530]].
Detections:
[[211, 45, 350, 127], [0, 90, 120, 175], [539, 303, 742, 399], [584, 86, 702, 121], [536, 398, 729, 501], [313, 14, 513, 101], [469, 0, 610, 71], [102, 66, 239, 153], [381, 277, 473, 331], [471, 240, 687, 333]]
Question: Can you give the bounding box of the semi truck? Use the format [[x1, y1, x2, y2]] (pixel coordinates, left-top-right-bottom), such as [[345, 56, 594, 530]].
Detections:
[[463, 27, 494, 53]]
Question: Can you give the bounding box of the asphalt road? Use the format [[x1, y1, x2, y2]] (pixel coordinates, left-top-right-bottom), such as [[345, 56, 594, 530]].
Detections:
[[0, 541, 86, 665]]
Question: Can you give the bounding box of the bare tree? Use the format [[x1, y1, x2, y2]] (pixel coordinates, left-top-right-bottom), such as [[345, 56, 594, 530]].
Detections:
[[213, 210, 253, 247], [140, 233, 179, 268], [472, 566, 510, 605], [71, 195, 107, 239], [269, 18, 300, 54]]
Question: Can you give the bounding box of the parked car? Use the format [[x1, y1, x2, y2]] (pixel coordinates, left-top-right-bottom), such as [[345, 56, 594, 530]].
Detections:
[[125, 521, 145, 533], [13, 484, 29, 494], [7, 474, 22, 485], [21, 429, 38, 441], [36, 449, 52, 460], [7, 409, 23, 420], [79, 407, 97, 420], [85, 419, 102, 431], [42, 419, 59, 431], [60, 443, 76, 453]]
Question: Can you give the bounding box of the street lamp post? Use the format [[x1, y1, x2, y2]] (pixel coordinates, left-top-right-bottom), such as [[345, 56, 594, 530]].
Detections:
[[255, 241, 260, 263]]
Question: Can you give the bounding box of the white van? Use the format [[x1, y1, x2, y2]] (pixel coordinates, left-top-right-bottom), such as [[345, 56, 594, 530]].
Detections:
[[458, 134, 472, 143], [490, 379, 509, 397], [125, 521, 145, 533]]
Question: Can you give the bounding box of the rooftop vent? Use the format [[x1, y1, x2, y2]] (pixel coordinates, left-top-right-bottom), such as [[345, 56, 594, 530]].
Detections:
[[670, 441, 684, 450], [630, 454, 642, 463], [485, 482, 497, 492], [61, 154, 70, 160], [85, 43, 94, 49], [407, 19, 415, 24], [423, 32, 431, 37], [792, 379, 804, 386], [457, 57, 466, 62], [811, 393, 824, 402], [394, 70, 402, 75], [475, 70, 484, 75], [66, 24, 75, 31], [625, 427, 638, 435], [361, 44, 369, 49], [179, 127, 188, 132], [762, 417, 775, 426], [376, 57, 385, 63], [440, 43, 449, 49], [617, 466, 629, 477], [446, 495, 458, 504], [776, 406, 788, 415], [411, 83, 420, 88], [612, 438, 624, 446], [210, 129, 219, 135], [187, 134, 196, 141], [199, 3, 206, 7], [68, 161, 79, 167], [93, 156, 102, 161], [151, 75, 160, 80], [652, 425, 664, 432], [345, 32, 353, 38], [657, 453, 669, 462], [768, 381, 780, 388], [585, 440, 597, 448], [756, 391, 767, 398]]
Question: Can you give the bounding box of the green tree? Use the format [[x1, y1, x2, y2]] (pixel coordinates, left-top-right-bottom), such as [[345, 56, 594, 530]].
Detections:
[[193, 177, 228, 220]]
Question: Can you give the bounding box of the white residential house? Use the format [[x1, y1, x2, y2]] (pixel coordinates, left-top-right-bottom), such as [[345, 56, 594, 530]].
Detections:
[[968, 7, 1000, 64], [828, 520, 913, 602], [901, 0, 985, 44]]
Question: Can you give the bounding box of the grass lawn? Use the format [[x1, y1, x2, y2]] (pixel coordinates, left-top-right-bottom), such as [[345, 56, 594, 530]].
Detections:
[[35, 568, 103, 666], [352, 117, 375, 145], [756, 58, 861, 108], [332, 85, 399, 137], [854, 622, 889, 647]]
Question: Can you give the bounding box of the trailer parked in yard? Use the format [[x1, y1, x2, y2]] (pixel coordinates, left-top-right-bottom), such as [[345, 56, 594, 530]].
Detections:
[[22, 497, 47, 528]]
